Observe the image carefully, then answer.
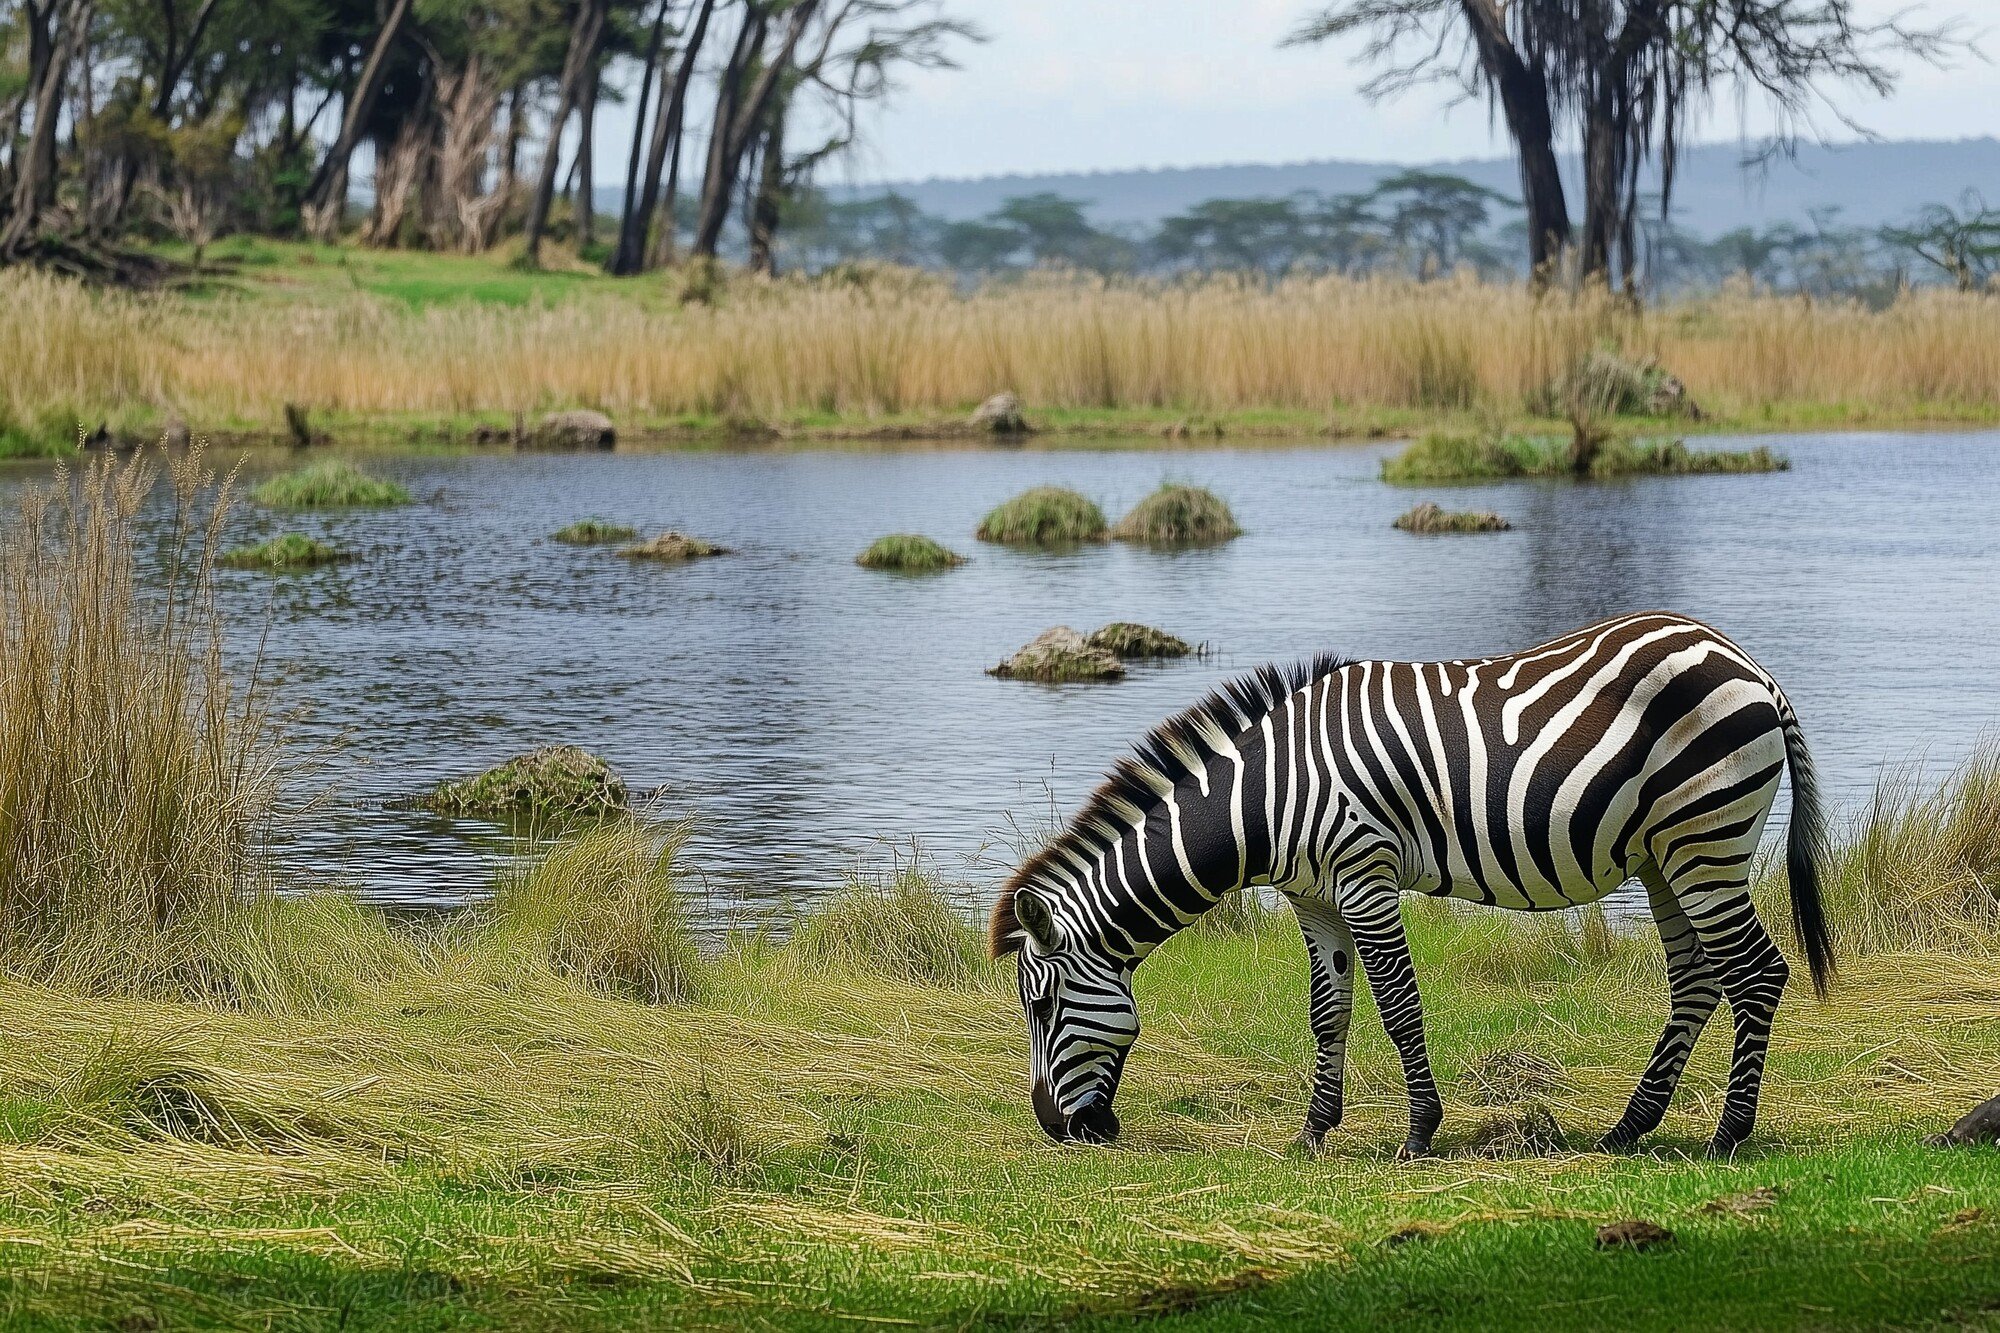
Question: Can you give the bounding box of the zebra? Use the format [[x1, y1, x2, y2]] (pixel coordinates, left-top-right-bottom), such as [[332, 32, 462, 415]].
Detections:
[[991, 611, 1832, 1159]]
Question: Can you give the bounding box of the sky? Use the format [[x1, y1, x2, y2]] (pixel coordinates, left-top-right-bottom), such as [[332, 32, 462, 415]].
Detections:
[[627, 0, 1995, 186]]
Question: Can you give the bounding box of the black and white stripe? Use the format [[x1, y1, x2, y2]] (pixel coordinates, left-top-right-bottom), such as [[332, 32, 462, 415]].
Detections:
[[992, 612, 1832, 1157]]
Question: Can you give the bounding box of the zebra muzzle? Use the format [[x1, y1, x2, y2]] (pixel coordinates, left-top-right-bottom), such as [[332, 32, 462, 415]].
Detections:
[[1065, 1094, 1120, 1145]]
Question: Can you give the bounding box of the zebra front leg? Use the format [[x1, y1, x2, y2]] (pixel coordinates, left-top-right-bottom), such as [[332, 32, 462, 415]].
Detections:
[[1287, 893, 1355, 1151], [1600, 862, 1723, 1151], [1678, 879, 1791, 1157], [1345, 885, 1442, 1159]]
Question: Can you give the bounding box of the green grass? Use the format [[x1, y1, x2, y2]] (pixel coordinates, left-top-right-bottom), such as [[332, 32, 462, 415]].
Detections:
[[218, 533, 351, 570], [1111, 483, 1243, 545], [855, 532, 966, 571], [550, 518, 638, 546], [975, 486, 1108, 546], [424, 745, 629, 819], [1393, 502, 1514, 534], [253, 460, 412, 508], [1382, 431, 1788, 483]]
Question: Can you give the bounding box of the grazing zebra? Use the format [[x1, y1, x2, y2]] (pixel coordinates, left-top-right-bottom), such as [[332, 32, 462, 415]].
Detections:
[[991, 612, 1832, 1159]]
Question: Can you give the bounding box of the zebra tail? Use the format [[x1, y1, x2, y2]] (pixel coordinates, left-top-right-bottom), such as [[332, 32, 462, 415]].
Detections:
[[1780, 699, 1836, 998]]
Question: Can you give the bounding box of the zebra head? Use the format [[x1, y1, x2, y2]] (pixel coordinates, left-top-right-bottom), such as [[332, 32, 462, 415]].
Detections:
[[1002, 886, 1137, 1144]]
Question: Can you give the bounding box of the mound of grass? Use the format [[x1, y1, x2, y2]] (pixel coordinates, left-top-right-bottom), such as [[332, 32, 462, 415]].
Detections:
[[253, 460, 411, 508], [975, 486, 1107, 546], [491, 818, 705, 1005], [788, 865, 985, 987], [988, 626, 1125, 683], [1111, 483, 1242, 546], [1086, 621, 1194, 659], [1393, 502, 1513, 534], [619, 530, 729, 562], [856, 533, 966, 572], [424, 745, 628, 819], [550, 518, 636, 546], [218, 533, 351, 570], [1382, 431, 1786, 483], [1557, 348, 1702, 419]]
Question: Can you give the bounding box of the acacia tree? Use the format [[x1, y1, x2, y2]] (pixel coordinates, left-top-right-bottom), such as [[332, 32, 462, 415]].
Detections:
[[1884, 192, 2000, 292]]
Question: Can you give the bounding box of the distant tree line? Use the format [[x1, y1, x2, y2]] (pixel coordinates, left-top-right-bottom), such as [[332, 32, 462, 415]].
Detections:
[[0, 0, 976, 274]]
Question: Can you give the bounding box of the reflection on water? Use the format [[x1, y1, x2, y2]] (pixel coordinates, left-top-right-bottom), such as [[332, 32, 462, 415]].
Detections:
[[5, 431, 1996, 917]]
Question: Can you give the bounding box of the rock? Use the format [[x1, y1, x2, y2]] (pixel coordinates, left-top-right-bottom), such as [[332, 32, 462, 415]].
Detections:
[[1925, 1093, 2000, 1147], [425, 745, 628, 818], [161, 416, 192, 449], [529, 409, 617, 450], [988, 627, 1125, 684], [1087, 622, 1194, 660], [618, 531, 729, 562], [1594, 1219, 1675, 1251], [970, 392, 1028, 435], [1467, 1102, 1568, 1158]]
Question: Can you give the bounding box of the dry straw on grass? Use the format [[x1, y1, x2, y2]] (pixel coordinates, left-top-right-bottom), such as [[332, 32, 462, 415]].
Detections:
[[7, 269, 2000, 430]]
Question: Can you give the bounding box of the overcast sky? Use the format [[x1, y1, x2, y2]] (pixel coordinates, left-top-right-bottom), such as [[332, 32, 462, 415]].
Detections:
[[704, 0, 1994, 185]]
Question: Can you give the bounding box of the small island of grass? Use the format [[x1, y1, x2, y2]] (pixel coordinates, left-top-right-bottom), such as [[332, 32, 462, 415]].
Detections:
[[856, 533, 966, 572], [975, 486, 1107, 546], [1383, 430, 1787, 483], [619, 530, 730, 562], [424, 745, 629, 819], [1110, 483, 1242, 546], [218, 532, 352, 570], [1393, 502, 1514, 535], [254, 459, 412, 508], [552, 518, 638, 545]]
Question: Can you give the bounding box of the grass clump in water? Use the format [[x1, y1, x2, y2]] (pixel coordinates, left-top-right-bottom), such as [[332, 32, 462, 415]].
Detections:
[[425, 745, 628, 819], [1382, 430, 1786, 482], [490, 818, 706, 1005], [989, 626, 1125, 683], [1111, 483, 1242, 546], [788, 864, 985, 987], [619, 530, 729, 562], [975, 486, 1106, 546], [1086, 621, 1195, 659], [218, 532, 350, 570], [856, 533, 965, 572], [1393, 502, 1513, 534], [551, 518, 636, 546], [253, 460, 411, 508]]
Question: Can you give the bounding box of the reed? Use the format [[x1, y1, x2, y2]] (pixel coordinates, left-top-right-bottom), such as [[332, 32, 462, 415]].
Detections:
[[8, 267, 1998, 440]]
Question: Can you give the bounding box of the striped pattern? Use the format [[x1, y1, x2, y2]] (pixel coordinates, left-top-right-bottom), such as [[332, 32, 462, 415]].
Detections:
[[993, 612, 1832, 1157]]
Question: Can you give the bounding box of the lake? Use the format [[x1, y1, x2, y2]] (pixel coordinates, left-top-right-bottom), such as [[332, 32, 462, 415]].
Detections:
[[8, 430, 1996, 919]]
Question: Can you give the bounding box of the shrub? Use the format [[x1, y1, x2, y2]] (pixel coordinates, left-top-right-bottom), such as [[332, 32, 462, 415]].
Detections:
[[0, 455, 280, 995], [1110, 484, 1242, 546], [491, 817, 706, 1005], [551, 518, 637, 545], [254, 460, 410, 508], [975, 486, 1106, 546], [1393, 502, 1513, 534], [619, 530, 729, 562], [218, 532, 350, 570], [788, 865, 984, 987], [856, 533, 965, 572]]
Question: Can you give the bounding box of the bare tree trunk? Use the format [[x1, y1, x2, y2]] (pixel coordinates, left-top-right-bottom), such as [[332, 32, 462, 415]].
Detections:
[[745, 99, 785, 274], [692, 0, 820, 260], [613, 0, 717, 274], [1, 0, 92, 258], [302, 0, 416, 242], [575, 57, 599, 248], [522, 0, 608, 266], [690, 4, 766, 260], [1457, 0, 1571, 285]]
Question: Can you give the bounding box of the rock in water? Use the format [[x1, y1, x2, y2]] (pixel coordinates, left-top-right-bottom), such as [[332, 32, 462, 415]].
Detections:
[[530, 409, 617, 450], [1926, 1094, 2000, 1147], [989, 627, 1125, 683], [1086, 622, 1194, 660], [425, 746, 628, 818], [970, 392, 1028, 435]]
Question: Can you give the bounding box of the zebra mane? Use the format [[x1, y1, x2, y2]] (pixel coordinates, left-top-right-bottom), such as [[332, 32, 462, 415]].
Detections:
[[990, 651, 1350, 958]]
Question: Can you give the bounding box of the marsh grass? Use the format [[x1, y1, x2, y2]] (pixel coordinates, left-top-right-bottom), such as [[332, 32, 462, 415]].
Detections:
[[618, 530, 729, 561], [976, 486, 1107, 546], [1382, 430, 1787, 483], [550, 518, 637, 545], [218, 532, 350, 570], [856, 533, 965, 571], [0, 454, 279, 995], [786, 863, 986, 987], [1393, 502, 1513, 534], [1111, 483, 1242, 546], [1086, 621, 1196, 659], [253, 460, 411, 508]]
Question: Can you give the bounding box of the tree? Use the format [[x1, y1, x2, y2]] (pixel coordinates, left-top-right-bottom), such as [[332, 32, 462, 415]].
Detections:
[[300, 0, 415, 241], [521, 0, 609, 265], [1153, 197, 1307, 275], [1366, 169, 1515, 277], [1, 0, 92, 261], [1884, 192, 2000, 293]]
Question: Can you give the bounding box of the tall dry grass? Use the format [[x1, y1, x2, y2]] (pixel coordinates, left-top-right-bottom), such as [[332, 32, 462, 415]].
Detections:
[[6, 269, 2000, 430], [0, 453, 280, 993]]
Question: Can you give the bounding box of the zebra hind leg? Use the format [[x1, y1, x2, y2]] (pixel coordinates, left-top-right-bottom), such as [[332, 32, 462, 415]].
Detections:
[[1676, 877, 1792, 1157], [1344, 885, 1442, 1159], [1599, 861, 1723, 1151], [1287, 894, 1356, 1152]]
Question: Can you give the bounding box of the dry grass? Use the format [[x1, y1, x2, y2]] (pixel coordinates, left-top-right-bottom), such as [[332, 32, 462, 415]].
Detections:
[[785, 864, 986, 987], [0, 454, 280, 996], [10, 268, 1999, 434], [618, 530, 729, 562]]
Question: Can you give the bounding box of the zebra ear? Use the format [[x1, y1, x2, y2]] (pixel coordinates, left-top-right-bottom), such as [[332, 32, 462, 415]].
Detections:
[[1012, 889, 1063, 953]]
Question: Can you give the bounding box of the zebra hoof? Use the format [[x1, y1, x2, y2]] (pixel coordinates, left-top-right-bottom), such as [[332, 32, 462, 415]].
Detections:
[[1394, 1139, 1435, 1162], [1288, 1129, 1326, 1158], [1596, 1130, 1640, 1154], [1705, 1136, 1744, 1161]]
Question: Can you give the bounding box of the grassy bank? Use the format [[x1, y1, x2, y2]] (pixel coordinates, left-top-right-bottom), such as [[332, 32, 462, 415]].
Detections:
[[6, 249, 2000, 456]]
